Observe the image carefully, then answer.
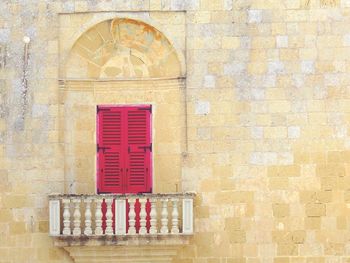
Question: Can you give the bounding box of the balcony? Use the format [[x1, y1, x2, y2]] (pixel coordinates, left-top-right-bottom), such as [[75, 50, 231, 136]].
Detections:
[[49, 192, 195, 262]]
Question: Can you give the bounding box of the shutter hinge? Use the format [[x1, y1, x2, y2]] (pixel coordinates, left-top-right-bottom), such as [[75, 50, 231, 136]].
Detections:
[[97, 144, 110, 152], [138, 105, 152, 113], [138, 143, 152, 152], [97, 106, 111, 113]]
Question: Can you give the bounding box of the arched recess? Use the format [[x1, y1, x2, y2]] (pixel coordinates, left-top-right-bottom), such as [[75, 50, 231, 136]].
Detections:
[[60, 17, 186, 194], [62, 18, 184, 79]]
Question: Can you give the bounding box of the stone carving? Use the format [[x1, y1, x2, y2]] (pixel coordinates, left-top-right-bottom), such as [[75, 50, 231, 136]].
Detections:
[[68, 18, 181, 78]]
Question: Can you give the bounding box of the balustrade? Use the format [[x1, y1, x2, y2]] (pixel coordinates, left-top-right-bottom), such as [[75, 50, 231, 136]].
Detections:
[[49, 193, 195, 237]]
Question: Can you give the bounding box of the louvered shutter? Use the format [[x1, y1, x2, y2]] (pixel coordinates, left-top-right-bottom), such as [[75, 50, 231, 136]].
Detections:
[[125, 106, 152, 193], [97, 107, 124, 193]]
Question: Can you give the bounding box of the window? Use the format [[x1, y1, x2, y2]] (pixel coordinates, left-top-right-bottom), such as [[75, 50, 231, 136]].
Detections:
[[97, 105, 152, 194]]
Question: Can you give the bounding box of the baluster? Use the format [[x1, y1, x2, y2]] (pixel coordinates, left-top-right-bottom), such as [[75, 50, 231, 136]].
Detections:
[[94, 198, 103, 236], [128, 198, 137, 235], [149, 198, 158, 234], [72, 199, 81, 236], [139, 198, 147, 235], [84, 198, 92, 235], [105, 198, 114, 235], [62, 199, 71, 235], [171, 198, 179, 234], [160, 198, 169, 234]]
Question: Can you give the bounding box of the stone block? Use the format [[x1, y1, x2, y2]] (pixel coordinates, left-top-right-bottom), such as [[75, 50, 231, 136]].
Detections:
[[272, 204, 290, 217], [274, 258, 290, 263], [301, 60, 315, 74], [288, 126, 300, 139], [305, 217, 321, 229], [230, 230, 246, 243], [248, 62, 267, 75], [248, 10, 263, 23], [280, 49, 299, 61], [277, 243, 298, 256], [250, 152, 277, 165], [3, 195, 29, 208], [268, 61, 285, 74], [292, 230, 305, 244], [10, 222, 26, 235], [316, 164, 345, 178], [195, 101, 210, 115], [225, 217, 241, 231], [0, 209, 12, 222], [268, 165, 301, 177], [276, 35, 289, 48], [269, 177, 289, 190], [203, 75, 216, 88], [252, 37, 275, 49], [265, 127, 287, 139], [305, 203, 326, 217], [251, 126, 263, 139], [222, 37, 240, 49], [0, 29, 10, 43]]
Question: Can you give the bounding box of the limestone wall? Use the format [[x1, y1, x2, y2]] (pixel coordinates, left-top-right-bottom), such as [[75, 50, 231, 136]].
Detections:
[[1, 0, 350, 262]]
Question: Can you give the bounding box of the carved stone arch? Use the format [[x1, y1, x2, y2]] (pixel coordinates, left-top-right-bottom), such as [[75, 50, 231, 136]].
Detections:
[[61, 16, 185, 79]]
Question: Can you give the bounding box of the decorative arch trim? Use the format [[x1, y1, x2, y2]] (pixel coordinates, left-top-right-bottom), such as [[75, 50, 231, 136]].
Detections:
[[61, 15, 185, 79]]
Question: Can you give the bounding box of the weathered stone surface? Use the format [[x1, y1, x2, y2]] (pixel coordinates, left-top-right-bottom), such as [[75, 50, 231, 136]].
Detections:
[[1, 0, 350, 262]]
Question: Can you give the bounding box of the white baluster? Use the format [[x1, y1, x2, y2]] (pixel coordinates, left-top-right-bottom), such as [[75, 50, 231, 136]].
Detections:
[[72, 199, 81, 236], [139, 199, 147, 235], [160, 199, 169, 234], [128, 198, 137, 235], [139, 198, 147, 235], [84, 198, 92, 236], [62, 199, 71, 235], [94, 198, 103, 236], [149, 198, 158, 235], [171, 198, 179, 234], [105, 198, 114, 235]]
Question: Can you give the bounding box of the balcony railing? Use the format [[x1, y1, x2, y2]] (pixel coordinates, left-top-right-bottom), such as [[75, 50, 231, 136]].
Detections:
[[49, 193, 195, 240]]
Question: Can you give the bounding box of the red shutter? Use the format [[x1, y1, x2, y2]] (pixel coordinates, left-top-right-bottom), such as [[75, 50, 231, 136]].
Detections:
[[97, 107, 124, 193], [97, 105, 152, 194], [125, 106, 152, 193]]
